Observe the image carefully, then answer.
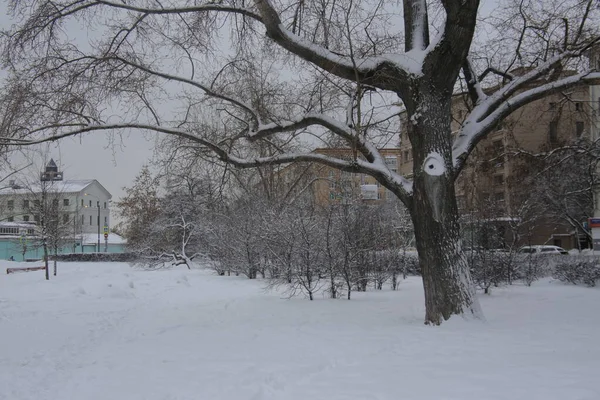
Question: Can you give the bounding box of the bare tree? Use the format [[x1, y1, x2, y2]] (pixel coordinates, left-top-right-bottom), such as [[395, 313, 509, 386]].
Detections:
[[2, 0, 600, 323], [116, 166, 161, 250], [17, 176, 73, 279]]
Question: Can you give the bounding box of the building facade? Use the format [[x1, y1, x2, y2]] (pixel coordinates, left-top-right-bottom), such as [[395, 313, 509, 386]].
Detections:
[[0, 160, 118, 258], [311, 148, 401, 206], [397, 72, 599, 249]]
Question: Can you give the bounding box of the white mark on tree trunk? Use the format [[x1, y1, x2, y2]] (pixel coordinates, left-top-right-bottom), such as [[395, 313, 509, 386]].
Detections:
[[423, 152, 445, 176], [423, 152, 445, 222]]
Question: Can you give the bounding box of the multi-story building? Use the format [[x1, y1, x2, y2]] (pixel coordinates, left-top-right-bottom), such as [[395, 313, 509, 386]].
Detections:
[[0, 160, 115, 257], [273, 51, 600, 250], [274, 148, 402, 206], [398, 71, 599, 249], [304, 83, 598, 249], [311, 148, 401, 205]]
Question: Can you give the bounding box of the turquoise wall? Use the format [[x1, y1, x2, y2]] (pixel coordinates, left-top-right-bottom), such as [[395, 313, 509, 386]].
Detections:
[[0, 238, 127, 261]]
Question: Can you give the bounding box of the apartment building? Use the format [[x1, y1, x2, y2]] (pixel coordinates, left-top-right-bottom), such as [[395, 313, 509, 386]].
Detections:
[[310, 148, 401, 206], [398, 77, 598, 249], [274, 51, 600, 249]]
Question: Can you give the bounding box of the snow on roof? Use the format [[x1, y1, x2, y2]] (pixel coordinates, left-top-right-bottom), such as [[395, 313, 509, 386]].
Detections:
[[0, 180, 95, 195]]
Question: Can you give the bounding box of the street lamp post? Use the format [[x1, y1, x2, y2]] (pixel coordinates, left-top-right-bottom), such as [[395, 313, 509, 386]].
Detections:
[[96, 200, 100, 253]]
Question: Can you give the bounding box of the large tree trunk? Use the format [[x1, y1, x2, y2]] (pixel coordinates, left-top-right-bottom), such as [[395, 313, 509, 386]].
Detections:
[[407, 91, 481, 325], [411, 190, 480, 324]]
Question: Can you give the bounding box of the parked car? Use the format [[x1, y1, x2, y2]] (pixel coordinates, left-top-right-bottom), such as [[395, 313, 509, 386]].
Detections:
[[517, 245, 569, 255]]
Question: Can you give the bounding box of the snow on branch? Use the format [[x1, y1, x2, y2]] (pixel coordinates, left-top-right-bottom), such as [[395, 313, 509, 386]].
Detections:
[[253, 0, 425, 87], [452, 70, 600, 174], [95, 0, 263, 21], [462, 57, 487, 106], [474, 49, 592, 119], [0, 122, 413, 197], [250, 112, 382, 163]]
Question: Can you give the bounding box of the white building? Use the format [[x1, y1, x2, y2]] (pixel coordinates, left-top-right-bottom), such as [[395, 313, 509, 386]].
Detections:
[[0, 159, 112, 239]]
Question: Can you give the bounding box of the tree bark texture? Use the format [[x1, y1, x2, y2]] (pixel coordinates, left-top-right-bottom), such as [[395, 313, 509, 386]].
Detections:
[[405, 90, 481, 324]]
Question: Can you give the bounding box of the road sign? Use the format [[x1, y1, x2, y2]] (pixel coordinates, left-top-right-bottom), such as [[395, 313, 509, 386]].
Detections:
[[103, 225, 109, 234], [104, 233, 108, 239]]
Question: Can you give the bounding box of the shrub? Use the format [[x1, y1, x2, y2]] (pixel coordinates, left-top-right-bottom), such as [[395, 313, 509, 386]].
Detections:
[[51, 253, 138, 262], [553, 257, 600, 287], [514, 254, 551, 286]]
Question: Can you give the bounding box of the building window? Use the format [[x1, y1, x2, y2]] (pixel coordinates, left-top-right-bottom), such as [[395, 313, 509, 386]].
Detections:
[[549, 102, 557, 110], [104, 216, 108, 225], [81, 199, 84, 207], [385, 156, 397, 166], [493, 175, 505, 186], [90, 215, 92, 225], [23, 200, 29, 209], [52, 198, 59, 208], [63, 214, 69, 224], [23, 215, 29, 222], [377, 191, 382, 200], [576, 121, 585, 136], [89, 200, 92, 207], [104, 202, 107, 209], [34, 200, 40, 209], [81, 215, 84, 225], [64, 199, 70, 206], [403, 150, 410, 163], [385, 156, 398, 172], [549, 121, 558, 144], [34, 214, 40, 223], [328, 170, 336, 189], [7, 200, 13, 210], [7, 216, 13, 222], [494, 192, 505, 203], [575, 102, 582, 111]]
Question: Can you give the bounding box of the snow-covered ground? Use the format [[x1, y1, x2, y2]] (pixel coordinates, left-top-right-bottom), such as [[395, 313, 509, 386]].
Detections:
[[1, 262, 598, 400]]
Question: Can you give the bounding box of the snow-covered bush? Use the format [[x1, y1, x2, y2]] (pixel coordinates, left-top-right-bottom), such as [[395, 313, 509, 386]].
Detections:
[[52, 253, 138, 262], [400, 252, 420, 276], [514, 254, 550, 286], [553, 257, 600, 287], [468, 250, 508, 293]]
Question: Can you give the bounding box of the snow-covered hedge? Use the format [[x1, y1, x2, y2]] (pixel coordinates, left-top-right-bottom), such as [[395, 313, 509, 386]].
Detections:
[[553, 257, 600, 287], [467, 249, 556, 291], [51, 253, 138, 262]]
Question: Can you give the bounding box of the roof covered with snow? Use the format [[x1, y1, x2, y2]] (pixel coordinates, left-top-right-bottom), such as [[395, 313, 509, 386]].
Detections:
[[0, 180, 96, 196]]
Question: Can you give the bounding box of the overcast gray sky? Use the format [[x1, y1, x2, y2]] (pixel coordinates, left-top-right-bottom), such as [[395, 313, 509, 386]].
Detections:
[[0, 7, 157, 202]]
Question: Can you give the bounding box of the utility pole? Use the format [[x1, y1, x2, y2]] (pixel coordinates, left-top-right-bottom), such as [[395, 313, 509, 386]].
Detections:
[[97, 201, 100, 252]]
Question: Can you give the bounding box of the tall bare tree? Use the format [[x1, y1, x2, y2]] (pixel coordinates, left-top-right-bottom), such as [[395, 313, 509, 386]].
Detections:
[[1, 0, 600, 323]]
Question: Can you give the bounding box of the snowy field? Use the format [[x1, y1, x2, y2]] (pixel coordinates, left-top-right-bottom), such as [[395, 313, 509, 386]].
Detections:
[[1, 262, 599, 400]]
